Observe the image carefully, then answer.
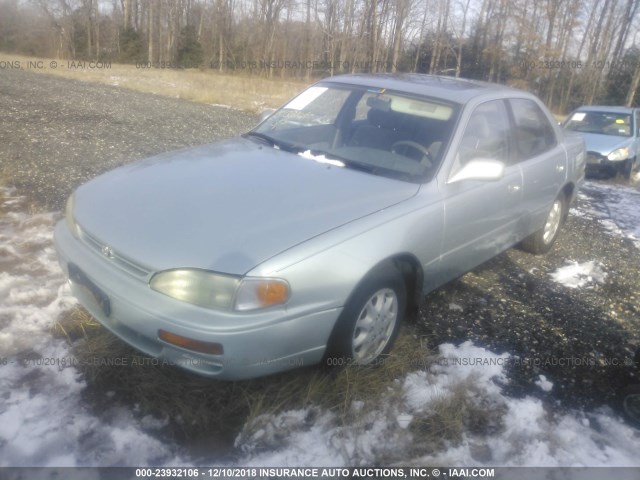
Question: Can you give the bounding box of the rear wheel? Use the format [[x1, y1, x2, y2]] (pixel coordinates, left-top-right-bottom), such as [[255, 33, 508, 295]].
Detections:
[[325, 264, 406, 367], [520, 193, 565, 255]]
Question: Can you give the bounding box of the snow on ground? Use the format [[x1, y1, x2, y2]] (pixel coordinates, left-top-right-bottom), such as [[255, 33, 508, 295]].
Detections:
[[1, 180, 640, 468], [575, 180, 640, 249], [0, 188, 184, 467], [236, 342, 640, 467], [549, 260, 607, 288]]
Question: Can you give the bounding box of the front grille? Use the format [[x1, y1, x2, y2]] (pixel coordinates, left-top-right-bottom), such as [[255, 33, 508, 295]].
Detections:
[[586, 151, 604, 164], [79, 227, 152, 278]]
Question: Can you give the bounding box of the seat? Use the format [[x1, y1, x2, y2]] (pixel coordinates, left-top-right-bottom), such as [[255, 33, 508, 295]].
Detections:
[[348, 109, 404, 150]]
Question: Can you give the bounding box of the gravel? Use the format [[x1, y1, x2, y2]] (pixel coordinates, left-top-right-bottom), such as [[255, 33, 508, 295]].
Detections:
[[0, 69, 255, 210], [2, 68, 639, 415]]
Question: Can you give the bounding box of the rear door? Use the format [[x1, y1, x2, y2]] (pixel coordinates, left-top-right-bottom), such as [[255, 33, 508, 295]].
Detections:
[[507, 98, 566, 236]]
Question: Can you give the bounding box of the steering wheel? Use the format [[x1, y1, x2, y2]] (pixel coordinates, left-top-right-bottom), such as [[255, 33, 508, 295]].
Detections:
[[391, 140, 433, 167]]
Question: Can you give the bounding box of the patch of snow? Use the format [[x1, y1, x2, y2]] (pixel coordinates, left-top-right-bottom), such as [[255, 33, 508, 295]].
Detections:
[[236, 341, 640, 467], [535, 374, 553, 392], [396, 414, 413, 429], [298, 150, 345, 167], [549, 260, 606, 288], [448, 302, 463, 312], [0, 188, 183, 467], [576, 181, 640, 249]]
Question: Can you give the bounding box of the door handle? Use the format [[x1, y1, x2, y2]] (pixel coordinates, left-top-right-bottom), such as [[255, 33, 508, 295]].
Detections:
[[508, 184, 521, 193], [556, 164, 565, 172]]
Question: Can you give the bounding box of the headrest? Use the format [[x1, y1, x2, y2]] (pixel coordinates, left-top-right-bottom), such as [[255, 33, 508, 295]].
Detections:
[[367, 108, 398, 129]]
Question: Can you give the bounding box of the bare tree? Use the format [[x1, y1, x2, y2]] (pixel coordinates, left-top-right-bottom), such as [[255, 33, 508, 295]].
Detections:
[[429, 0, 449, 74], [627, 60, 640, 106], [4, 0, 637, 110], [389, 0, 409, 72], [453, 0, 472, 77]]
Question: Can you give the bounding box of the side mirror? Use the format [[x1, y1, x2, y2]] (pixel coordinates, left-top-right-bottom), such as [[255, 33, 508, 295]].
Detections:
[[448, 159, 505, 184], [258, 109, 276, 124]]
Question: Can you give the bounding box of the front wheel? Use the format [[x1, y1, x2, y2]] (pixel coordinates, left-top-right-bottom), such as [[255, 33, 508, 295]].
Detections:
[[325, 264, 406, 367], [619, 159, 634, 180], [520, 193, 565, 255]]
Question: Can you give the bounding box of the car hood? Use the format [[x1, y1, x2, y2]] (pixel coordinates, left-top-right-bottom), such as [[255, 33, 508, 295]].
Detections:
[[577, 132, 633, 156], [74, 138, 419, 275]]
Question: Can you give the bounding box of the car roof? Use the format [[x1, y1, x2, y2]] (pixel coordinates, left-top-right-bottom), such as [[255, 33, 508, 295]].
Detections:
[[573, 105, 636, 114], [323, 73, 524, 105]]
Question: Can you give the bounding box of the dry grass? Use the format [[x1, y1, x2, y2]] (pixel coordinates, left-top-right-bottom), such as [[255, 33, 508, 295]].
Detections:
[[2, 53, 310, 113], [408, 382, 507, 456], [52, 308, 512, 461], [52, 309, 435, 454]]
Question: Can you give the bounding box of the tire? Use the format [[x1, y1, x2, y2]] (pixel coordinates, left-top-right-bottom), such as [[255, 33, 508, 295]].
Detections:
[[618, 384, 640, 428], [620, 159, 633, 180], [520, 193, 565, 255], [324, 263, 406, 367]]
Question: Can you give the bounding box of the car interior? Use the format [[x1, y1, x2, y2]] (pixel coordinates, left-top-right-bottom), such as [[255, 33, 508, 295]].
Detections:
[[259, 88, 459, 180]]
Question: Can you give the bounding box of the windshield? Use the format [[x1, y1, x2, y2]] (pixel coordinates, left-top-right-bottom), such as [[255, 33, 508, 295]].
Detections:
[[563, 111, 632, 137], [247, 82, 460, 182]]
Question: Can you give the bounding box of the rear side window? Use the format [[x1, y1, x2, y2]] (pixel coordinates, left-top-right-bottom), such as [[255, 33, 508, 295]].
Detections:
[[509, 99, 557, 160], [636, 110, 640, 136]]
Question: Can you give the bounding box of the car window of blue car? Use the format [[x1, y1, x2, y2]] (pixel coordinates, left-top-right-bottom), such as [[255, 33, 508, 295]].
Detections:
[[564, 111, 632, 137]]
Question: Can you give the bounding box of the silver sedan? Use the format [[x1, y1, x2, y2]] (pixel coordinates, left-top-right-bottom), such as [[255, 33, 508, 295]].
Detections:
[[55, 74, 585, 379]]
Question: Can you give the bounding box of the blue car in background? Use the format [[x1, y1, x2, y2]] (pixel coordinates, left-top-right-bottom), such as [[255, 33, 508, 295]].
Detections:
[[562, 106, 640, 179]]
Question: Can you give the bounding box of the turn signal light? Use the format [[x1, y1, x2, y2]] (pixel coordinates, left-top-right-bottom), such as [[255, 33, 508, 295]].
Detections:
[[158, 329, 223, 355]]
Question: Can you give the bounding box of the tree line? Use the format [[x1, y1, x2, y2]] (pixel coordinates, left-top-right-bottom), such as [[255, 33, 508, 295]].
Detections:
[[1, 0, 639, 112]]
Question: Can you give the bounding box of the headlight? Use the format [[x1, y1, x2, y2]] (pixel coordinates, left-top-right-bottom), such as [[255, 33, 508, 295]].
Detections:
[[150, 269, 240, 309], [65, 193, 80, 238], [607, 147, 630, 161], [150, 269, 289, 311]]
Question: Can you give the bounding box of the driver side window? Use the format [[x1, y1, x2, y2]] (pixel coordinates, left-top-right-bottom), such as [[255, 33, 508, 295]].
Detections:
[[457, 100, 510, 166]]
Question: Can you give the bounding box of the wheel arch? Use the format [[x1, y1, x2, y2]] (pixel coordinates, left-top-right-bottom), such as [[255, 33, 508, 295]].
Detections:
[[323, 253, 421, 364], [560, 182, 575, 223], [388, 253, 424, 320], [345, 253, 424, 322]]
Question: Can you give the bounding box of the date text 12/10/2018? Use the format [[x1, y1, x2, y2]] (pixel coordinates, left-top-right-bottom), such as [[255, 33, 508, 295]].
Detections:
[[134, 467, 496, 478]]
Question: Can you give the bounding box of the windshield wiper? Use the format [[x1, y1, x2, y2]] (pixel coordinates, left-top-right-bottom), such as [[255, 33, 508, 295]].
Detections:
[[243, 131, 278, 146], [309, 148, 380, 174], [243, 131, 302, 152], [309, 148, 418, 182]]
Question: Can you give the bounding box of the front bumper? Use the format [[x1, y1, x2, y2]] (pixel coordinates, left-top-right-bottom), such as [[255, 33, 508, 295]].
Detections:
[[54, 221, 340, 380], [585, 151, 629, 175]]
